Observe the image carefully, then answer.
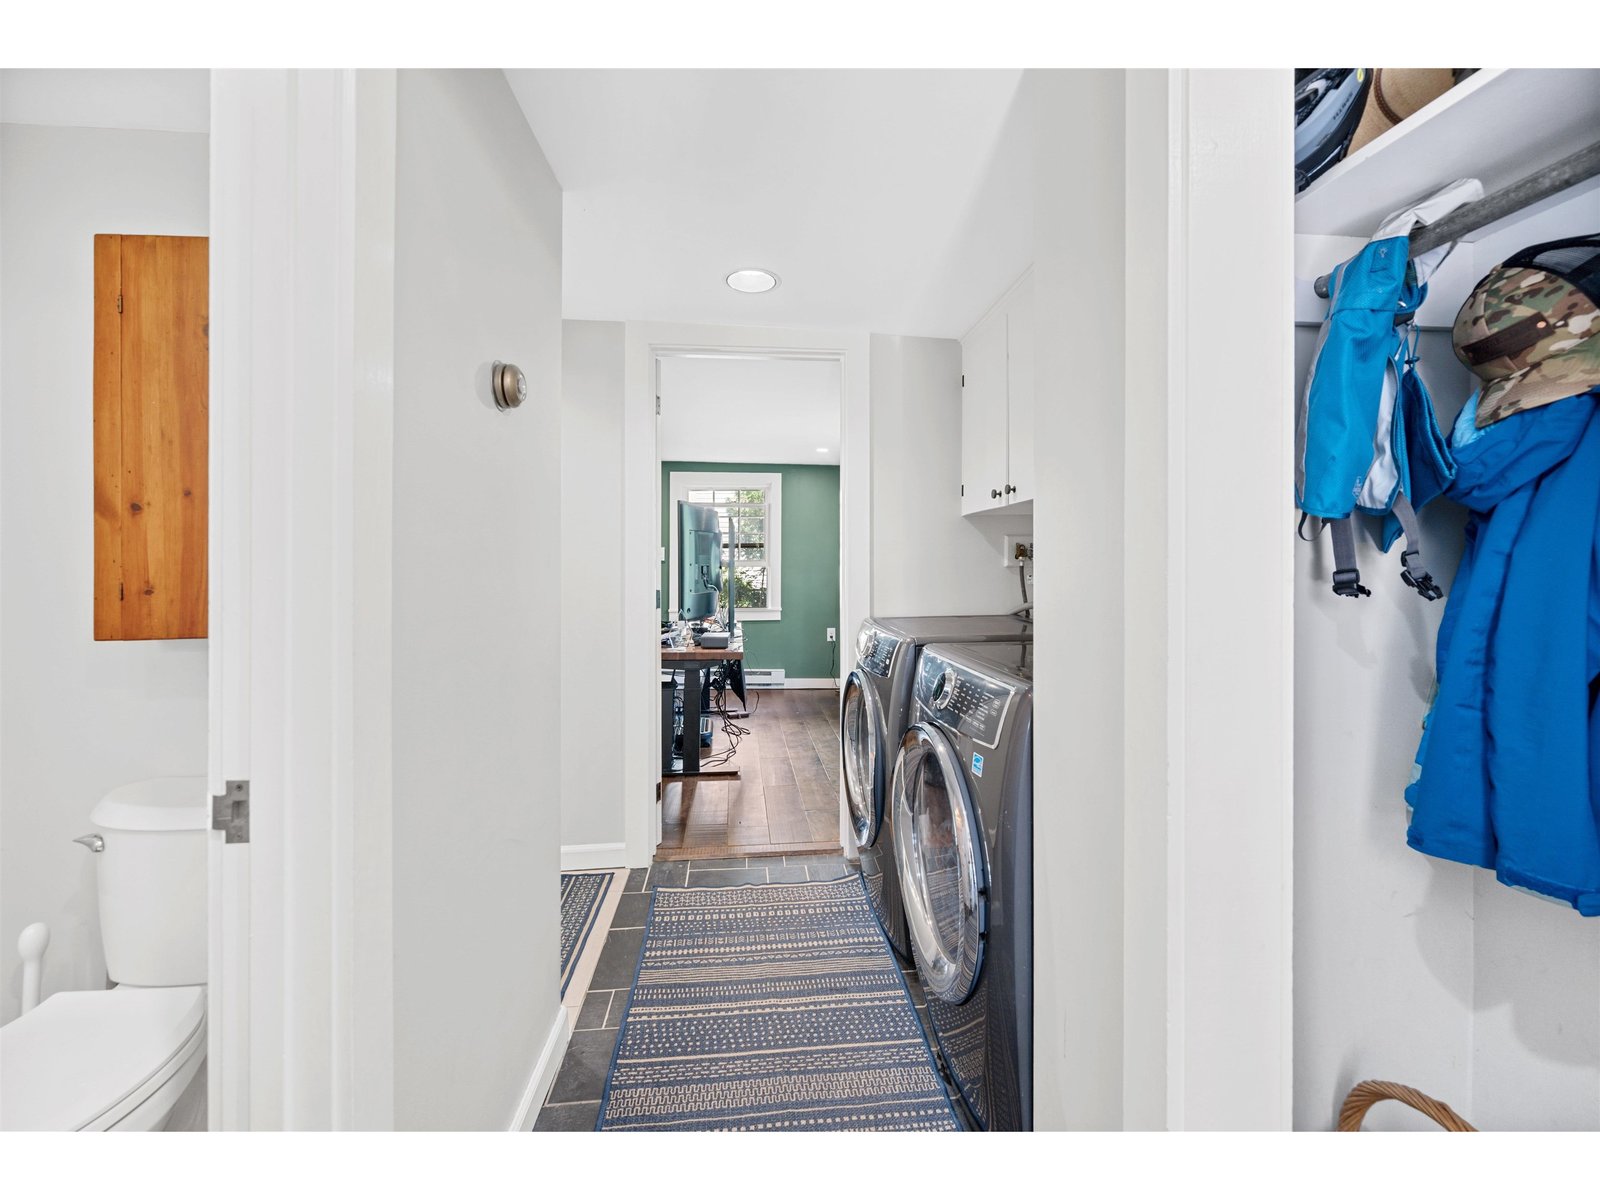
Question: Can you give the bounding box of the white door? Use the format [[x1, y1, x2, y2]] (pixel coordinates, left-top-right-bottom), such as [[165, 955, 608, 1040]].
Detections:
[[206, 68, 398, 1132], [961, 308, 1009, 515], [204, 68, 264, 1133], [1004, 274, 1035, 506]]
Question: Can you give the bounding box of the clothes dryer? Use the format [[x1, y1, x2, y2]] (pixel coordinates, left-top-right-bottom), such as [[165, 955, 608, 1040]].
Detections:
[[839, 616, 1031, 960], [893, 640, 1032, 1130]]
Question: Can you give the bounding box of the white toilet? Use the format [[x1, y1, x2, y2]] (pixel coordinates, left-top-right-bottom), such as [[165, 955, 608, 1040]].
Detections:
[[1, 777, 209, 1131]]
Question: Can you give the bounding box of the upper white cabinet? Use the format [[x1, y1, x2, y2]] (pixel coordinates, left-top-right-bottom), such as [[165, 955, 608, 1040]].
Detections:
[[960, 299, 1009, 514], [1004, 278, 1034, 507], [960, 269, 1034, 515]]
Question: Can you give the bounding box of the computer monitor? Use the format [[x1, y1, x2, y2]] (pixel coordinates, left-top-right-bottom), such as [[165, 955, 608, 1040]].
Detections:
[[677, 501, 722, 621]]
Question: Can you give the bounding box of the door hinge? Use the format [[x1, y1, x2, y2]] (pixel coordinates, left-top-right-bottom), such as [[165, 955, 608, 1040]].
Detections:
[[212, 780, 250, 844], [655, 395, 661, 416], [118, 582, 124, 601], [117, 291, 123, 314]]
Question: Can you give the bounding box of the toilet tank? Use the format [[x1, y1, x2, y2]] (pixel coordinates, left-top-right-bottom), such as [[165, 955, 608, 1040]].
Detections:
[[89, 777, 209, 986]]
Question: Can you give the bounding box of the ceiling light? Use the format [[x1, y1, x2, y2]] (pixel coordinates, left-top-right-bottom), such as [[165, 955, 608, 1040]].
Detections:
[[726, 268, 779, 294], [816, 447, 829, 453]]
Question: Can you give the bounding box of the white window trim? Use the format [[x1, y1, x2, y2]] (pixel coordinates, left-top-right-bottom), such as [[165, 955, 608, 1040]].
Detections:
[[667, 471, 782, 621]]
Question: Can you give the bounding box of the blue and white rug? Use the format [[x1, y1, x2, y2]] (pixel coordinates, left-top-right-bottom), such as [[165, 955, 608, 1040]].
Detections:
[[560, 872, 615, 998], [596, 874, 960, 1131]]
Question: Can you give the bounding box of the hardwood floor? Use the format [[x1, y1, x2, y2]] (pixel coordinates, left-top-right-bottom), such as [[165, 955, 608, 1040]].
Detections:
[[657, 686, 843, 860]]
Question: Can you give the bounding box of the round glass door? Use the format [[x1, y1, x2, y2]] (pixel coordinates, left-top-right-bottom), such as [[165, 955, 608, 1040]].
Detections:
[[840, 672, 883, 848], [893, 723, 986, 1004]]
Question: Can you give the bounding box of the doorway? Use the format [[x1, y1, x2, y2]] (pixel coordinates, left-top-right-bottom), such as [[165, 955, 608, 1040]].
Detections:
[[653, 351, 846, 860]]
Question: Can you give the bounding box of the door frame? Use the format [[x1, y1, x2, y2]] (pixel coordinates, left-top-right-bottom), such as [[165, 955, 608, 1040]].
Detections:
[[1130, 67, 1294, 1132], [1027, 67, 1294, 1131], [622, 325, 871, 866], [207, 68, 398, 1131]]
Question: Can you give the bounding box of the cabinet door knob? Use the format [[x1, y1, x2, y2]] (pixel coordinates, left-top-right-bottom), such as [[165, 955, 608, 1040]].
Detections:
[[990, 488, 1002, 499], [1004, 484, 1017, 495]]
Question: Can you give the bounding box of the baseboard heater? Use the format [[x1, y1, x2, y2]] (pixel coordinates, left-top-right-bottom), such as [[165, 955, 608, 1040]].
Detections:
[[744, 668, 786, 688]]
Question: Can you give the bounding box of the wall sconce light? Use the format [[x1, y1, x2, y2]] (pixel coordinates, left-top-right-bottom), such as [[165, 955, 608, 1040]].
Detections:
[[491, 361, 528, 411]]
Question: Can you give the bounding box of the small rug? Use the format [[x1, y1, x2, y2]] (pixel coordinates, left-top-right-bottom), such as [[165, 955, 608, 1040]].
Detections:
[[560, 871, 615, 998], [596, 874, 960, 1131]]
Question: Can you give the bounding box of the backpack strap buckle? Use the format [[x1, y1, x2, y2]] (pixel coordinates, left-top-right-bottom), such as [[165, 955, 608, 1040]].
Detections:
[[1400, 550, 1443, 601], [1393, 496, 1445, 602], [1332, 567, 1371, 598], [1327, 517, 1370, 598]]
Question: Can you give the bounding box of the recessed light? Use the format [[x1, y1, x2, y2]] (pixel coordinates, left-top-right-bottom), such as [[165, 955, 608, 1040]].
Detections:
[[726, 268, 779, 294], [816, 447, 829, 453]]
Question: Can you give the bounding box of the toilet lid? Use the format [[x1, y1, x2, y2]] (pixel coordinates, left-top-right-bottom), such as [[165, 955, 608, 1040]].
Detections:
[[0, 985, 205, 1131]]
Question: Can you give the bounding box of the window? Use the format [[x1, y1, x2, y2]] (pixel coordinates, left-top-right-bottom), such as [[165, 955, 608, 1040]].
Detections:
[[669, 472, 782, 620]]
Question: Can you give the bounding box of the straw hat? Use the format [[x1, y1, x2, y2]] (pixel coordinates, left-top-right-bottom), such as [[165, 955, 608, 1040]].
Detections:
[[1347, 69, 1460, 156]]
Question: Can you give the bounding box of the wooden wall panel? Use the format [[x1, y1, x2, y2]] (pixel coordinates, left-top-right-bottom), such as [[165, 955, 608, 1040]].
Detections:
[[93, 233, 208, 640]]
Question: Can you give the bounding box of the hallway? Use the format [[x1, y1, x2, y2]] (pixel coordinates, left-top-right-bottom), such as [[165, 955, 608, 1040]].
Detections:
[[534, 855, 946, 1131]]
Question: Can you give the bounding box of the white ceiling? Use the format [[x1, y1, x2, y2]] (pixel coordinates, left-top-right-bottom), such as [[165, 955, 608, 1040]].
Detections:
[[657, 356, 841, 465], [505, 69, 1033, 338], [0, 69, 209, 133]]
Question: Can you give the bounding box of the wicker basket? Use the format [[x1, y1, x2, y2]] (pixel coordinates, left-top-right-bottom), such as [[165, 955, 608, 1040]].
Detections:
[[1337, 1080, 1477, 1132]]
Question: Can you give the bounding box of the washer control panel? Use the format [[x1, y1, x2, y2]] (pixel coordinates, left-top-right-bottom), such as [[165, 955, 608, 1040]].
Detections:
[[856, 625, 902, 679], [915, 650, 1015, 750]]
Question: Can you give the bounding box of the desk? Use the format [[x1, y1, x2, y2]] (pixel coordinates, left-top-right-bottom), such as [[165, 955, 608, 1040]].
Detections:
[[661, 639, 743, 778]]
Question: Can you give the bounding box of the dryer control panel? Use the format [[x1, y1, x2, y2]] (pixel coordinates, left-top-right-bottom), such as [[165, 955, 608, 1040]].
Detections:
[[915, 649, 1016, 750], [856, 625, 902, 679]]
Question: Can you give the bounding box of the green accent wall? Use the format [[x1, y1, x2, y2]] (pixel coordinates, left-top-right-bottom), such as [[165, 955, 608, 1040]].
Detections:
[[662, 461, 840, 680]]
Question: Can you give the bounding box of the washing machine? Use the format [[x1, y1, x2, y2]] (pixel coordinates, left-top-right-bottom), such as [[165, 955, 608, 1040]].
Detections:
[[892, 639, 1032, 1131], [840, 616, 1031, 960]]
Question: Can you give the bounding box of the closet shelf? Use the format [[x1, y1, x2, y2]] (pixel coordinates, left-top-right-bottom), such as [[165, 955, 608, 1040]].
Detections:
[[1296, 68, 1600, 238]]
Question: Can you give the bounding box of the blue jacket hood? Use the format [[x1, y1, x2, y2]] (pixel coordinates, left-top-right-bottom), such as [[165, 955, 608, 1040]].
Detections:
[[1447, 389, 1597, 513]]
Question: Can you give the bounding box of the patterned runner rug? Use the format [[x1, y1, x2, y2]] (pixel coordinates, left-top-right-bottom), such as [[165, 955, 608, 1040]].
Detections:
[[596, 874, 960, 1131], [560, 871, 615, 998]]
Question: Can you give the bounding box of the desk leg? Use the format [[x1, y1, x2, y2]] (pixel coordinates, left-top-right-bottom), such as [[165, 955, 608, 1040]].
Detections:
[[662, 673, 675, 774], [683, 663, 702, 775]]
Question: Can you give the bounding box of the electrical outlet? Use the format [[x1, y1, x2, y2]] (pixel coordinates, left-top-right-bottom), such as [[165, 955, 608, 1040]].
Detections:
[[1003, 536, 1034, 567], [826, 627, 837, 642]]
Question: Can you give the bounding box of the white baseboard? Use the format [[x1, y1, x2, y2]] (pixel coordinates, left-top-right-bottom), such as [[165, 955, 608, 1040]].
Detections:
[[560, 842, 628, 871], [782, 678, 838, 690], [509, 1006, 572, 1132]]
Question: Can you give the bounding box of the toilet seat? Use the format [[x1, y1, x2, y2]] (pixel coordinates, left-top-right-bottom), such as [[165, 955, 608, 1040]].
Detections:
[[1, 984, 206, 1131]]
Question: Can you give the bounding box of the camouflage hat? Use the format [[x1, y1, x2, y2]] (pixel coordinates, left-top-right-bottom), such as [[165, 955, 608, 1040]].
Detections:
[[1453, 235, 1600, 428]]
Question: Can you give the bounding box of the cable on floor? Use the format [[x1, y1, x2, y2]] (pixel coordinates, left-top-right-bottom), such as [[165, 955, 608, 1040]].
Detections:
[[699, 663, 751, 769]]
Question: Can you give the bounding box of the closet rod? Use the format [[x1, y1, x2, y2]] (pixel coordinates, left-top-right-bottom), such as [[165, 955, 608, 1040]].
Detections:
[[1312, 140, 1600, 299]]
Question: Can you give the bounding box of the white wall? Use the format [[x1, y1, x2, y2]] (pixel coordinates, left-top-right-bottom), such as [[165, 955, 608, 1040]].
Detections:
[[1119, 69, 1173, 1131], [1030, 68, 1298, 1132], [1161, 69, 1297, 1133], [1292, 318, 1600, 1132], [560, 320, 628, 865], [868, 334, 1020, 616], [1028, 68, 1128, 1131], [0, 122, 209, 1026], [389, 69, 564, 1130], [1, 69, 209, 134]]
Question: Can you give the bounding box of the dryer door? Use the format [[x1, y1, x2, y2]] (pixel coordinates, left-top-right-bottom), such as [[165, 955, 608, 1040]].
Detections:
[[893, 723, 986, 1004], [840, 670, 885, 849]]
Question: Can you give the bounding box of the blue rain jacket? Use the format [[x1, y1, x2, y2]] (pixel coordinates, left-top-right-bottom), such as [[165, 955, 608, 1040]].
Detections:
[[1406, 389, 1600, 914]]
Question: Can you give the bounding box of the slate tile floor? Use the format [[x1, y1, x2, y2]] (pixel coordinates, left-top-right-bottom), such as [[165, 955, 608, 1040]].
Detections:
[[532, 854, 955, 1131]]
